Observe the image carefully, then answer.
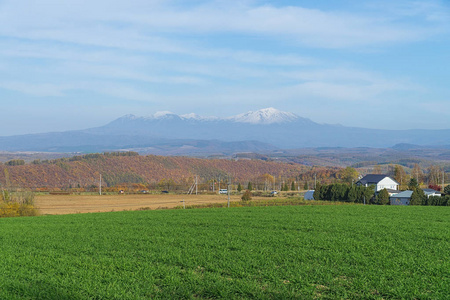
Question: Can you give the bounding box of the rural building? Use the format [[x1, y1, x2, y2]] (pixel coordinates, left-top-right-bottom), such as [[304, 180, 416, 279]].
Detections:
[[304, 190, 315, 200], [423, 189, 442, 198], [356, 174, 399, 192], [390, 190, 413, 205]]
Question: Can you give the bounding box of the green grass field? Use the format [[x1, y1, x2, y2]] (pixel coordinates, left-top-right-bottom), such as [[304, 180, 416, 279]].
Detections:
[[0, 206, 448, 299]]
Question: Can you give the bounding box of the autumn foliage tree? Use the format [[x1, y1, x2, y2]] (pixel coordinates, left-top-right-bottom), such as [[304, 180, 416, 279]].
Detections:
[[241, 190, 252, 201], [338, 167, 359, 184]]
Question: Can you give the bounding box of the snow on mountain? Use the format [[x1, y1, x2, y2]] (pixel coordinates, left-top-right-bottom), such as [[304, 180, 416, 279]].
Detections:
[[230, 108, 300, 124], [180, 113, 219, 121], [153, 111, 176, 118], [115, 108, 303, 124]]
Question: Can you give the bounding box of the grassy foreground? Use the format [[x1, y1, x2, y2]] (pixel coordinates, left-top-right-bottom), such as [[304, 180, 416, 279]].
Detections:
[[0, 206, 448, 299]]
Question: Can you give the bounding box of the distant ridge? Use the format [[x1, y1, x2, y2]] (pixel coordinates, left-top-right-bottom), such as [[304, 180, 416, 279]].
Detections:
[[0, 108, 450, 153]]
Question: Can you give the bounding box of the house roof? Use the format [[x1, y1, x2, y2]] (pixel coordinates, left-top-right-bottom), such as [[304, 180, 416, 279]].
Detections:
[[423, 189, 442, 195], [357, 174, 399, 185], [390, 190, 413, 198]]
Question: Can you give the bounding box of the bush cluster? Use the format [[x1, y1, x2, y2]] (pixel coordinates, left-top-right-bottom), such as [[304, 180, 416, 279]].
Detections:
[[0, 190, 39, 217]]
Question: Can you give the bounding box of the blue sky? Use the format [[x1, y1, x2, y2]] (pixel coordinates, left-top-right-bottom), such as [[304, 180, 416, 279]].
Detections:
[[0, 0, 449, 136]]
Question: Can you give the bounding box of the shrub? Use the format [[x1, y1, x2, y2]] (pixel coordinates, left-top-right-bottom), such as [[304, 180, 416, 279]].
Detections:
[[0, 190, 38, 218], [241, 190, 252, 201], [0, 203, 39, 218]]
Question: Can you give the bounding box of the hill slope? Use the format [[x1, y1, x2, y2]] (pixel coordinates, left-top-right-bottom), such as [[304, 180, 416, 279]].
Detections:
[[0, 153, 321, 189]]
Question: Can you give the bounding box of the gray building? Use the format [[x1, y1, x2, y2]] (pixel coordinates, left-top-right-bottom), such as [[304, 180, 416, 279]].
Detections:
[[390, 190, 413, 205]]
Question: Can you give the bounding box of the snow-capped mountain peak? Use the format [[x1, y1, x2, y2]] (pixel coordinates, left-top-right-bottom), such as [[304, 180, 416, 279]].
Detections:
[[180, 113, 200, 119], [153, 111, 177, 118], [138, 111, 180, 121], [180, 113, 219, 121], [114, 108, 302, 125], [230, 108, 299, 124]]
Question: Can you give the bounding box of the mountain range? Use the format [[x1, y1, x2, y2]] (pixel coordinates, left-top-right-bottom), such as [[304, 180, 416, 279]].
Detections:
[[1, 108, 449, 154]]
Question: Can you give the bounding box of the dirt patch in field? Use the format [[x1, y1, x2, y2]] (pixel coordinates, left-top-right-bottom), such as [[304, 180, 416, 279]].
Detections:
[[35, 194, 243, 215]]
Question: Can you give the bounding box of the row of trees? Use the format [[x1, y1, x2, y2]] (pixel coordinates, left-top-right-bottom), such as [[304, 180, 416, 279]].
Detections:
[[409, 187, 449, 206], [313, 182, 450, 206], [382, 164, 446, 189], [313, 184, 376, 204]]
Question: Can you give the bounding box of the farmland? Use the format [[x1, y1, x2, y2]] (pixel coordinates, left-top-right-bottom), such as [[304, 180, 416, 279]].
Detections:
[[0, 205, 448, 299], [34, 193, 244, 215]]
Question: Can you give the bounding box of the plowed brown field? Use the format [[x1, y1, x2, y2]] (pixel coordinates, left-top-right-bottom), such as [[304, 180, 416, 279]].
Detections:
[[35, 194, 243, 215]]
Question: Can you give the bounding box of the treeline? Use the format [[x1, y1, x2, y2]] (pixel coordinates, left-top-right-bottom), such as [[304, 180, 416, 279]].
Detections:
[[409, 187, 449, 206], [313, 184, 377, 204], [314, 183, 450, 206], [5, 159, 25, 166], [424, 196, 449, 206], [29, 152, 140, 165], [0, 154, 309, 189]]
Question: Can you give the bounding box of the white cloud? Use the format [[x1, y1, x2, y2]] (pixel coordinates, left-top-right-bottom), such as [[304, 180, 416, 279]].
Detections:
[[0, 81, 68, 97], [0, 0, 447, 51], [0, 0, 447, 132]]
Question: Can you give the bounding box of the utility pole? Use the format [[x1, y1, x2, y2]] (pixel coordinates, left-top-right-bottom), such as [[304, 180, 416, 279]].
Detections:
[[99, 174, 102, 195], [212, 179, 215, 193], [218, 176, 221, 192], [227, 177, 230, 208], [195, 175, 198, 195]]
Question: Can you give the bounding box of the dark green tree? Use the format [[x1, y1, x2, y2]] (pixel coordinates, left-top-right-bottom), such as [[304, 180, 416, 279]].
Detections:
[[444, 185, 450, 195], [376, 188, 390, 205], [408, 178, 419, 190], [247, 182, 253, 191], [410, 188, 426, 205], [303, 181, 308, 190], [347, 186, 358, 202], [237, 183, 242, 192], [330, 184, 348, 201], [291, 181, 296, 191], [313, 184, 323, 200], [361, 185, 375, 204]]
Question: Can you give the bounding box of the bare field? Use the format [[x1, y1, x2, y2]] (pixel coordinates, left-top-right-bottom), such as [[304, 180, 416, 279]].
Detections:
[[35, 194, 244, 215]]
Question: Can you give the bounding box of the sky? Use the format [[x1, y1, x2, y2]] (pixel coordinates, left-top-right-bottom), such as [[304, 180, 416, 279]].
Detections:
[[0, 0, 449, 136]]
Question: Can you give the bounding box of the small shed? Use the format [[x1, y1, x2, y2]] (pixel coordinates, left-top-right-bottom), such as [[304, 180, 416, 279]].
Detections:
[[304, 190, 315, 200], [390, 190, 413, 205]]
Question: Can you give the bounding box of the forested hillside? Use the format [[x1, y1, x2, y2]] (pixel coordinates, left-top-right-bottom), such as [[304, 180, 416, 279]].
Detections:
[[0, 152, 339, 190]]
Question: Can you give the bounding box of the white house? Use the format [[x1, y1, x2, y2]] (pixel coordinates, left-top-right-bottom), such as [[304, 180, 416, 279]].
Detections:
[[356, 174, 399, 193], [390, 190, 413, 205]]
